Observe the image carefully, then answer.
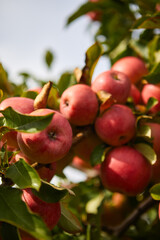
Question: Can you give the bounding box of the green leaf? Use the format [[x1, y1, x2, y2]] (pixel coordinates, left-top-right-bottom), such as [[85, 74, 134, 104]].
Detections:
[[134, 143, 157, 165], [148, 35, 160, 64], [21, 90, 38, 99], [5, 159, 41, 191], [45, 50, 54, 69], [47, 86, 60, 110], [66, 2, 102, 25], [31, 180, 68, 203], [0, 187, 52, 240], [57, 72, 77, 96], [0, 106, 54, 133], [58, 202, 83, 234], [144, 63, 160, 84], [90, 144, 108, 166], [150, 183, 160, 200], [129, 39, 148, 60], [133, 13, 160, 29], [1, 222, 19, 240], [80, 42, 104, 85], [146, 97, 159, 111], [0, 63, 13, 94]]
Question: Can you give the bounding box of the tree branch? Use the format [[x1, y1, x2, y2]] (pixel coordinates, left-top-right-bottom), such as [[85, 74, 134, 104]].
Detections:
[[102, 195, 156, 237]]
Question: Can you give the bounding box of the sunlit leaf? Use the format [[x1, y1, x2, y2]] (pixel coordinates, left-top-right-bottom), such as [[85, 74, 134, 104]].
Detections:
[[6, 159, 41, 191], [0, 106, 53, 133], [79, 42, 104, 85], [150, 183, 160, 200], [134, 143, 157, 165], [57, 72, 77, 96], [90, 144, 109, 166]]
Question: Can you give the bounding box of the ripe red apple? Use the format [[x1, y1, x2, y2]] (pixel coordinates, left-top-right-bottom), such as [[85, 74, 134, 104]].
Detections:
[[141, 84, 160, 113], [17, 108, 73, 164], [95, 104, 136, 146], [101, 192, 130, 227], [100, 146, 152, 196], [73, 130, 103, 162], [91, 70, 131, 104], [130, 84, 141, 105], [55, 149, 74, 175], [111, 56, 148, 84], [22, 188, 61, 230], [60, 84, 99, 126], [15, 152, 56, 182], [0, 97, 34, 149]]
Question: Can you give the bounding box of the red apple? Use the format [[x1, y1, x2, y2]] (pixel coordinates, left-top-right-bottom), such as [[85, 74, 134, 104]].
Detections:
[[60, 84, 99, 126], [101, 192, 130, 227], [111, 56, 148, 84], [55, 149, 74, 175], [73, 130, 103, 162], [130, 84, 141, 105], [95, 104, 136, 146], [22, 188, 61, 230], [17, 109, 73, 164], [100, 146, 152, 196], [0, 97, 34, 149], [91, 70, 131, 104], [15, 152, 56, 182], [141, 84, 160, 113], [72, 155, 92, 169]]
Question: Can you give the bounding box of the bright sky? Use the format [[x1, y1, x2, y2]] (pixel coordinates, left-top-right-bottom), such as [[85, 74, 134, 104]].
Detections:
[[0, 0, 110, 88]]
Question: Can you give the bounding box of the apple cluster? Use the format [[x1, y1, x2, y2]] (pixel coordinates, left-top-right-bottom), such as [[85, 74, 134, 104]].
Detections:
[[1, 55, 160, 238]]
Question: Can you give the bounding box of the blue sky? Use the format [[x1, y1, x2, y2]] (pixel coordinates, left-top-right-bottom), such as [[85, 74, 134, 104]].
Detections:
[[0, 0, 110, 88]]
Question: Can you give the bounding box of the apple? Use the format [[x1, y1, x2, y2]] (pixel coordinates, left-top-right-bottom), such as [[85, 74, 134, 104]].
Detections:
[[101, 192, 130, 227], [22, 188, 61, 230], [145, 122, 160, 156], [95, 104, 136, 146], [0, 97, 34, 149], [17, 108, 73, 164], [100, 146, 152, 196], [15, 152, 56, 182], [130, 84, 141, 105], [91, 70, 131, 104], [141, 84, 160, 113], [73, 130, 103, 162], [28, 87, 42, 94], [86, 0, 102, 21], [111, 56, 148, 84], [60, 84, 99, 126], [55, 149, 74, 175], [72, 155, 92, 169]]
